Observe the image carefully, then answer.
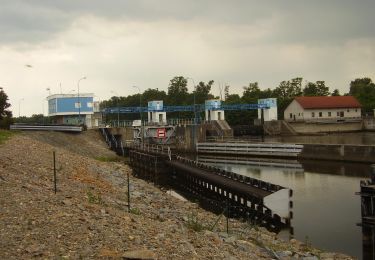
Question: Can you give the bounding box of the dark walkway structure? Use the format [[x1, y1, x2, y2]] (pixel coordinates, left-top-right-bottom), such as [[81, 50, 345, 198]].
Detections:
[[100, 128, 293, 232]]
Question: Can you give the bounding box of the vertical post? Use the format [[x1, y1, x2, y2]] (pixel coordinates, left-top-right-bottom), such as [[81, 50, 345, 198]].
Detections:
[[127, 171, 130, 212], [261, 108, 265, 142], [53, 151, 57, 194], [226, 199, 230, 234]]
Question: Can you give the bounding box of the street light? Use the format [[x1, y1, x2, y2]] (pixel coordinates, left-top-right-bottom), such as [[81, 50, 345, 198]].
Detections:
[[186, 77, 197, 149], [187, 77, 197, 124], [132, 86, 143, 143], [110, 90, 120, 127], [18, 98, 24, 118], [77, 76, 87, 125]]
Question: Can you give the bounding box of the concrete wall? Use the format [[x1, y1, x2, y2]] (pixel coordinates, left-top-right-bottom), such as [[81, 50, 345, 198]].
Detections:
[[174, 125, 206, 152], [111, 127, 134, 142], [300, 144, 375, 163], [364, 118, 375, 130], [288, 121, 363, 134]]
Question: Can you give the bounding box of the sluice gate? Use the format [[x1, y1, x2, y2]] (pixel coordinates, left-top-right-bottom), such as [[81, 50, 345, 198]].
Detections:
[[357, 165, 375, 260], [166, 157, 292, 231], [99, 128, 293, 232]]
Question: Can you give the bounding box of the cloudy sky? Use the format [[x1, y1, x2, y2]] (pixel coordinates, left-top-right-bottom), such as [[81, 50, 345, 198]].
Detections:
[[1, 0, 375, 116]]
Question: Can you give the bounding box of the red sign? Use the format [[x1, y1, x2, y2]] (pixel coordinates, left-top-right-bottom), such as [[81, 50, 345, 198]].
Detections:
[[157, 128, 166, 138]]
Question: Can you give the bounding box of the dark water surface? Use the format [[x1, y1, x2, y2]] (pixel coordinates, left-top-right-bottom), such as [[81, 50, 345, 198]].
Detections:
[[265, 131, 375, 145], [199, 156, 372, 259]]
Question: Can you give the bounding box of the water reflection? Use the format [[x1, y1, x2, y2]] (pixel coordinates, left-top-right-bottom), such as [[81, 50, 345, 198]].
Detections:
[[197, 155, 372, 259], [265, 131, 375, 145]]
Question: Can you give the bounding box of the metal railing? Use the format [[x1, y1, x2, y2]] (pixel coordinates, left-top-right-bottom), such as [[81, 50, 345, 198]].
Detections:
[[197, 142, 303, 157]]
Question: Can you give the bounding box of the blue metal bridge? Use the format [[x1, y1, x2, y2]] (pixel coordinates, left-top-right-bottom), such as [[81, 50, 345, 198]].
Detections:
[[103, 103, 269, 114]]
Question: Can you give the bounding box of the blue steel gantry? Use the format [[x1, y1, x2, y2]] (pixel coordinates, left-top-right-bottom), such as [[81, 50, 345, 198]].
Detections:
[[103, 103, 269, 114]]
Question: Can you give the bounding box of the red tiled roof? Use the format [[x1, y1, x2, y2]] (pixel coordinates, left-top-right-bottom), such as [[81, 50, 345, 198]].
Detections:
[[295, 96, 361, 109]]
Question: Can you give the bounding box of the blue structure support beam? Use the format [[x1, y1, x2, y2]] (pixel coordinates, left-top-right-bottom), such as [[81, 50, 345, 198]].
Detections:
[[103, 103, 269, 114]]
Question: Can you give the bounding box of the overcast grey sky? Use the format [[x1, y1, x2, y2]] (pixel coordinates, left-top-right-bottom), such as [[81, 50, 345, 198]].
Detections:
[[1, 0, 375, 116]]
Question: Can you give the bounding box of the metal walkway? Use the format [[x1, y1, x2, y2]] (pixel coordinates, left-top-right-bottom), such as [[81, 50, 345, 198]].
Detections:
[[103, 103, 270, 114]]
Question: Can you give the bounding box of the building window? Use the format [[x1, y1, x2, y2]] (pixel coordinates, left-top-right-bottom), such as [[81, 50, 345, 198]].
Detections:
[[312, 112, 315, 117], [319, 112, 322, 117], [75, 102, 81, 108], [355, 109, 357, 112], [347, 109, 350, 112], [328, 112, 331, 117], [87, 102, 93, 108], [337, 111, 340, 116], [289, 113, 292, 119]]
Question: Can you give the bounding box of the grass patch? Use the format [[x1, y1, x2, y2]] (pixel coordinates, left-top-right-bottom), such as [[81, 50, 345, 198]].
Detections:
[[129, 207, 141, 215], [94, 156, 122, 162], [86, 190, 103, 204], [0, 130, 15, 145], [186, 211, 206, 232]]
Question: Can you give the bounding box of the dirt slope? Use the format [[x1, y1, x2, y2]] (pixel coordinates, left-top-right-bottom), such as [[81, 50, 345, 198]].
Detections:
[[0, 130, 352, 259]]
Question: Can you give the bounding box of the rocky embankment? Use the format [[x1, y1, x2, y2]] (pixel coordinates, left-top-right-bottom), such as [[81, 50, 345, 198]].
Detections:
[[0, 130, 353, 259]]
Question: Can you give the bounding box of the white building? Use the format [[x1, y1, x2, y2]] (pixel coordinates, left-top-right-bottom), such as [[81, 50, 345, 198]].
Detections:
[[258, 98, 278, 121], [205, 99, 225, 121], [47, 93, 101, 128], [284, 96, 362, 122]]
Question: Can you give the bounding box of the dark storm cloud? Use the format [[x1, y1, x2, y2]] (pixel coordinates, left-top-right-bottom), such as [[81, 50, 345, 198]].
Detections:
[[0, 0, 374, 46]]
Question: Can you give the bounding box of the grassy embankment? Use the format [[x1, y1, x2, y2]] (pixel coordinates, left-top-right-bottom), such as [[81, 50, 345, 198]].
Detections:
[[0, 130, 15, 145]]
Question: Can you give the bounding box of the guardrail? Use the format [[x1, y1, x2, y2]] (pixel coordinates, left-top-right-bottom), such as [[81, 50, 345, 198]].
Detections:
[[197, 142, 303, 157], [10, 124, 83, 132]]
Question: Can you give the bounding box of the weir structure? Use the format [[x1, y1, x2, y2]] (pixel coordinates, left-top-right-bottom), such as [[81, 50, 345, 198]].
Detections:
[[357, 165, 375, 260], [100, 128, 293, 233]]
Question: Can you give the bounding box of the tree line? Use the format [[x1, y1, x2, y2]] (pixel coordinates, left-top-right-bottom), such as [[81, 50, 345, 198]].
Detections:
[[1, 76, 374, 128], [102, 76, 375, 125]]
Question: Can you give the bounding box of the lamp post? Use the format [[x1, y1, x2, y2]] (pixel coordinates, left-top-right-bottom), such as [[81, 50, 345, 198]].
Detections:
[[77, 76, 86, 125], [18, 98, 24, 118], [187, 77, 197, 150], [132, 86, 143, 143], [187, 77, 197, 123], [110, 90, 120, 127]]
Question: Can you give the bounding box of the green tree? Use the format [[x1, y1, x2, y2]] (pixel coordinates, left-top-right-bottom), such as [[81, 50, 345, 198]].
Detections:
[[193, 80, 214, 104], [142, 88, 167, 103], [0, 87, 13, 128], [242, 82, 261, 102], [331, 89, 340, 96], [349, 77, 375, 114], [273, 77, 303, 119], [224, 85, 230, 101], [303, 81, 330, 96], [167, 76, 188, 105]]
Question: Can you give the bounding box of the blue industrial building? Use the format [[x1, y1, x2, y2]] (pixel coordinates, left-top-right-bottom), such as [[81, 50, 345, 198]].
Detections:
[[47, 93, 101, 127]]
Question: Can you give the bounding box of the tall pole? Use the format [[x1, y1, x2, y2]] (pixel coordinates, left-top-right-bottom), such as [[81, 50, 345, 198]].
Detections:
[[77, 76, 86, 125], [187, 77, 197, 150], [133, 86, 142, 143], [46, 88, 51, 124], [111, 90, 120, 127], [18, 98, 24, 118]]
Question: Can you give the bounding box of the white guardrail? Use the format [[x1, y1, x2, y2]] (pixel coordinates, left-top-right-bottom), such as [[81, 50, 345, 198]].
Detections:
[[197, 142, 303, 157], [10, 124, 83, 132]]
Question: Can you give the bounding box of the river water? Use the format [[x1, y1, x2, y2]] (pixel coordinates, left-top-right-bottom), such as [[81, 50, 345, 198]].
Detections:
[[265, 131, 375, 145], [196, 132, 375, 258], [197, 156, 372, 259]]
